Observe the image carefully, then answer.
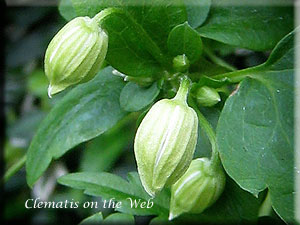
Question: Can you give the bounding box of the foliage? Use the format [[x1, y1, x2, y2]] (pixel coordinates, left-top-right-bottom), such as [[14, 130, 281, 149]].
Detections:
[[5, 1, 296, 224]]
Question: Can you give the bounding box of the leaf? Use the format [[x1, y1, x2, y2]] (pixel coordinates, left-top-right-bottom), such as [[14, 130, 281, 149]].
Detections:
[[103, 213, 135, 224], [167, 22, 203, 63], [79, 212, 134, 225], [183, 0, 211, 28], [58, 0, 77, 21], [197, 0, 294, 51], [79, 212, 103, 225], [26, 67, 127, 187], [58, 172, 170, 216], [216, 29, 297, 222], [120, 82, 160, 112], [70, 0, 187, 77], [80, 117, 135, 172]]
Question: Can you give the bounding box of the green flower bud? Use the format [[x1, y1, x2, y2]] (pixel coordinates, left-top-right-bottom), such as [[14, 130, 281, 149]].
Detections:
[[134, 78, 198, 197], [44, 16, 108, 97], [173, 55, 190, 72], [169, 158, 226, 220], [196, 86, 221, 107]]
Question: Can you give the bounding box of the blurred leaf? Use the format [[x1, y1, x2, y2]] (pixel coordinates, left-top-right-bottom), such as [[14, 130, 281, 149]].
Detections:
[[58, 172, 170, 216], [183, 0, 211, 28], [7, 110, 46, 148], [120, 82, 160, 112], [167, 22, 203, 63], [26, 67, 127, 187], [197, 0, 294, 51], [59, 0, 77, 21], [104, 213, 135, 224], [6, 32, 44, 68], [27, 69, 48, 98], [79, 212, 103, 225]]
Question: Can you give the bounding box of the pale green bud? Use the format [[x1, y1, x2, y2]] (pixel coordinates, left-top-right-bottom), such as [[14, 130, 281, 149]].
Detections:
[[196, 86, 221, 107], [44, 16, 108, 97], [169, 158, 226, 220], [173, 54, 190, 72], [134, 78, 198, 197]]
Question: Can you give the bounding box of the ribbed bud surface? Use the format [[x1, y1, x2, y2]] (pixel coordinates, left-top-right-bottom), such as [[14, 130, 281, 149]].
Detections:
[[169, 158, 226, 220], [44, 16, 108, 97], [134, 79, 198, 197]]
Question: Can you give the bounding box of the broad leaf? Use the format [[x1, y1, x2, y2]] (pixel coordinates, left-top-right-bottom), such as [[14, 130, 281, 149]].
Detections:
[[216, 29, 296, 222], [120, 82, 160, 112], [80, 118, 134, 172], [197, 0, 294, 51], [58, 172, 170, 216], [26, 67, 127, 187], [167, 22, 203, 63], [183, 0, 211, 28]]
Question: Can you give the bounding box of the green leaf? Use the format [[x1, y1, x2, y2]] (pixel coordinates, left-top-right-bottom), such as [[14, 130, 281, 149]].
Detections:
[[58, 0, 77, 21], [104, 213, 135, 224], [71, 0, 187, 77], [79, 212, 103, 225], [167, 22, 203, 63], [58, 172, 170, 216], [183, 0, 211, 28], [26, 67, 127, 187], [217, 71, 294, 222], [80, 116, 135, 172], [197, 0, 294, 50], [79, 212, 134, 225], [216, 29, 297, 222], [120, 82, 160, 112]]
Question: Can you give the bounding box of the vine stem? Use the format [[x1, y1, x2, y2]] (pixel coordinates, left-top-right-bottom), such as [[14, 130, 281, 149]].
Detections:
[[212, 64, 264, 83], [4, 154, 27, 183], [204, 47, 237, 72], [189, 98, 220, 169]]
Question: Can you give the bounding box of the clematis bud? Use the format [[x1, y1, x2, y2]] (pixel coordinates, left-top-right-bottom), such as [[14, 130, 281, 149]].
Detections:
[[44, 16, 108, 97], [169, 158, 226, 220], [173, 54, 190, 72], [134, 77, 198, 197], [196, 86, 221, 107]]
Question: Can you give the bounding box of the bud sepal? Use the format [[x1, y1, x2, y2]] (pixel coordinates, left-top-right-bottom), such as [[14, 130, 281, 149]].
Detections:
[[44, 15, 108, 97], [169, 158, 226, 220], [134, 77, 198, 197]]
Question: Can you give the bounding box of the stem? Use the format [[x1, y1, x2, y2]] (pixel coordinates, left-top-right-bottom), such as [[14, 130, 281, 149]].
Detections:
[[189, 98, 220, 168], [4, 154, 27, 183], [204, 47, 237, 72], [212, 64, 264, 83], [174, 76, 191, 103]]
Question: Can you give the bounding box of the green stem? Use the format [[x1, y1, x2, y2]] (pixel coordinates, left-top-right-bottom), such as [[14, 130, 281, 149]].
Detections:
[[4, 154, 27, 183], [189, 98, 220, 168], [174, 76, 191, 103], [212, 64, 264, 83], [204, 47, 237, 72]]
